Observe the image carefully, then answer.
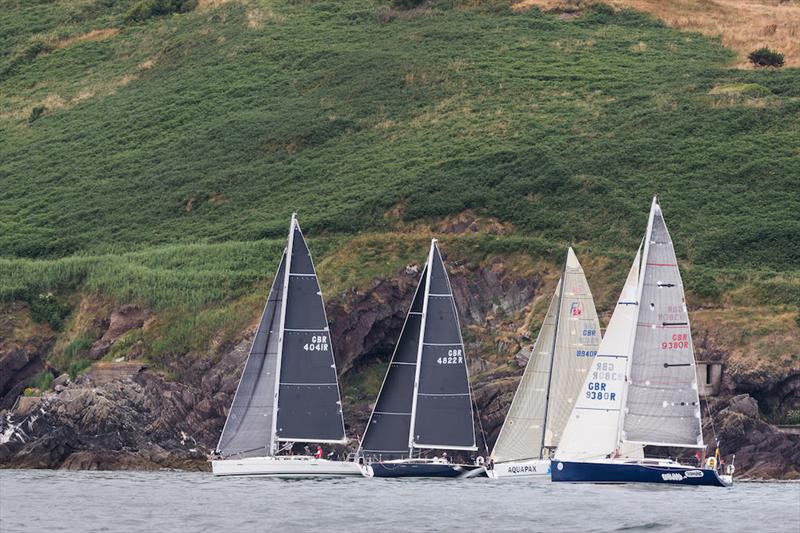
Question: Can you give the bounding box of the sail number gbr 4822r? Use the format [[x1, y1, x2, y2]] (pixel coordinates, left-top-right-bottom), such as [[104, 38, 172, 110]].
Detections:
[[437, 348, 464, 365]]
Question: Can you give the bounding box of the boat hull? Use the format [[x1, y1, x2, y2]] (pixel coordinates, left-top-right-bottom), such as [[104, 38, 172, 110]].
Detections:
[[211, 456, 361, 477], [362, 462, 487, 479], [487, 459, 551, 480], [551, 460, 732, 487]]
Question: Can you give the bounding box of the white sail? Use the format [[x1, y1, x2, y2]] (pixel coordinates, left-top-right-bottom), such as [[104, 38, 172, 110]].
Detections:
[[622, 198, 704, 448], [556, 248, 643, 461], [492, 248, 600, 463]]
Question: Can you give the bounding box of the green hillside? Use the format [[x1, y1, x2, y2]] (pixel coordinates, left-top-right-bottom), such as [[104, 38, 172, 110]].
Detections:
[[2, 0, 798, 265], [1, 0, 798, 376]]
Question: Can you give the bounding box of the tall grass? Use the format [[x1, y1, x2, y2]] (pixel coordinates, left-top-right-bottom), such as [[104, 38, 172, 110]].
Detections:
[[0, 1, 797, 271]]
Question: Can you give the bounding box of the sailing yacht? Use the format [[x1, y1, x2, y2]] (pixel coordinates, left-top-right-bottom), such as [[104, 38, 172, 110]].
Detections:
[[357, 239, 485, 478], [488, 248, 600, 479], [211, 214, 360, 476], [552, 197, 733, 487]]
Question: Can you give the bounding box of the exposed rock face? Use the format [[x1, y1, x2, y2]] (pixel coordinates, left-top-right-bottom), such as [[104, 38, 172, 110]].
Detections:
[[1, 264, 798, 479], [0, 303, 55, 409], [709, 394, 800, 480], [88, 305, 149, 359]]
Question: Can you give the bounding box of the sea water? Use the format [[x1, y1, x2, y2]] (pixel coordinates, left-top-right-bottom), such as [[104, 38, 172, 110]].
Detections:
[[1, 470, 798, 532]]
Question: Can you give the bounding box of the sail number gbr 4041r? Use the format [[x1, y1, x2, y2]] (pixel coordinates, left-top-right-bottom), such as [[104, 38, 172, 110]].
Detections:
[[303, 335, 329, 352]]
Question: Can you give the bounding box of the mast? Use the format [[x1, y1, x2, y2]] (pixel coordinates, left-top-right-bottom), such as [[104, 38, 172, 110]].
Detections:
[[538, 254, 567, 459], [269, 213, 295, 456], [408, 239, 435, 456]]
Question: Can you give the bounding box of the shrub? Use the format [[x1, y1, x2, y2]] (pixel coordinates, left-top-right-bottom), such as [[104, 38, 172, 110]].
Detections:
[[126, 0, 197, 22], [392, 0, 425, 10], [748, 47, 784, 67], [29, 106, 46, 123], [27, 292, 71, 330], [67, 358, 92, 379], [28, 370, 54, 392]]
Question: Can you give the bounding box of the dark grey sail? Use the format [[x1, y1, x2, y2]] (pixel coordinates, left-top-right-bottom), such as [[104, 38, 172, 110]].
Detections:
[[216, 252, 286, 458], [275, 219, 347, 443], [411, 241, 477, 451], [358, 265, 428, 459]]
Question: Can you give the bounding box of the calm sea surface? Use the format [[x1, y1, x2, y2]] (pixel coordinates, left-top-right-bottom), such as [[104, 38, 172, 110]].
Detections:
[[1, 470, 798, 533]]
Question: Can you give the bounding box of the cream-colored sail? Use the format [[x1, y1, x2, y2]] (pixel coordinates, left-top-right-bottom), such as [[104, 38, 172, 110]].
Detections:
[[491, 248, 600, 463], [556, 248, 644, 461]]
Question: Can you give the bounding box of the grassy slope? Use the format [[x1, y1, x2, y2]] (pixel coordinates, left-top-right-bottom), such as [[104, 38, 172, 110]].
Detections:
[[0, 0, 798, 391]]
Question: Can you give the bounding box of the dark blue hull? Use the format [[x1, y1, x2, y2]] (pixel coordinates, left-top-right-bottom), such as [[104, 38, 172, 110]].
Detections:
[[366, 462, 486, 479], [552, 460, 731, 487]]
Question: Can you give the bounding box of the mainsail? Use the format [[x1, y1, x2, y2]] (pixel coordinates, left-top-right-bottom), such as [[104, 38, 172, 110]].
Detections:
[[359, 240, 476, 458], [556, 248, 643, 461], [491, 248, 600, 463], [216, 214, 346, 458], [622, 198, 704, 448]]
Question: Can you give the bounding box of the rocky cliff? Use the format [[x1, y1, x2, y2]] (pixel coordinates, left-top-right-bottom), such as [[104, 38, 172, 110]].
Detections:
[[1, 258, 798, 479]]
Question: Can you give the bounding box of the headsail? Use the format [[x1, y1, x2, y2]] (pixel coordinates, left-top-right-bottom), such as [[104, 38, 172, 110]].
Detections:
[[491, 248, 600, 463], [410, 240, 477, 451], [215, 253, 286, 458], [358, 265, 428, 459], [622, 198, 704, 448], [556, 247, 643, 461], [275, 216, 347, 444]]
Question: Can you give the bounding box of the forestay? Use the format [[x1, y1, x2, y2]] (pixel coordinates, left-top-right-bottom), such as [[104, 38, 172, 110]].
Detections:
[[491, 248, 599, 463], [622, 199, 704, 448], [215, 253, 286, 458]]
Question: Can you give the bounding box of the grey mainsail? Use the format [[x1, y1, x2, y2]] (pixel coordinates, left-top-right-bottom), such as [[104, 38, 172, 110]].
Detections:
[[358, 265, 428, 459], [622, 198, 704, 448], [411, 241, 477, 451], [215, 252, 286, 458], [276, 219, 347, 444]]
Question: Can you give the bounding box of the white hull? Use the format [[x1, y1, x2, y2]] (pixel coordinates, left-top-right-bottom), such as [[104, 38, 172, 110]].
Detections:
[[211, 456, 362, 477], [487, 459, 551, 479]]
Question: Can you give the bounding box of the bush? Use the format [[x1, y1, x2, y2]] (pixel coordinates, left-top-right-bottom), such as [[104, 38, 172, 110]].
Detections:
[[126, 0, 197, 22], [67, 358, 92, 379], [29, 106, 46, 123], [748, 47, 784, 68], [27, 292, 71, 330], [392, 0, 425, 10], [28, 370, 54, 392]]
